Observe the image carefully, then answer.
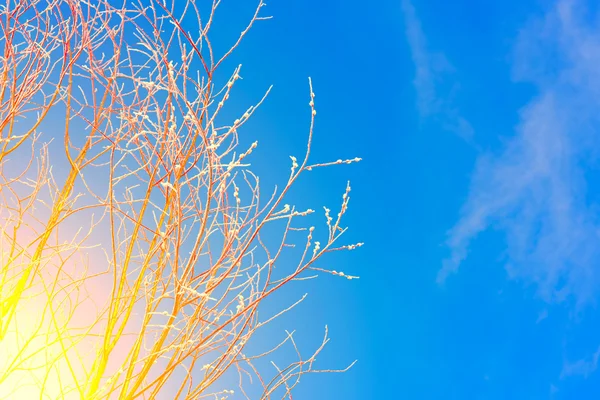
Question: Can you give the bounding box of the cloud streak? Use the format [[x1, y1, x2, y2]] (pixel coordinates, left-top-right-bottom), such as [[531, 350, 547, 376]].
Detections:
[[441, 0, 600, 304], [562, 345, 600, 378], [400, 0, 473, 139]]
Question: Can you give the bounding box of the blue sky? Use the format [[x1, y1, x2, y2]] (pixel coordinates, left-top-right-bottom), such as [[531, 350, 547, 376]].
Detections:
[[219, 0, 600, 398], [11, 0, 600, 398]]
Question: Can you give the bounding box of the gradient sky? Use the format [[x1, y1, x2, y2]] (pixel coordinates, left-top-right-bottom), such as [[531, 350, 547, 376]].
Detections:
[[16, 0, 600, 398], [214, 0, 600, 398]]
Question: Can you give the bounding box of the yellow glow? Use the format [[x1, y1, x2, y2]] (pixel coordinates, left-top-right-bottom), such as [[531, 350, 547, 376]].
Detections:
[[0, 271, 150, 399], [0, 292, 88, 399]]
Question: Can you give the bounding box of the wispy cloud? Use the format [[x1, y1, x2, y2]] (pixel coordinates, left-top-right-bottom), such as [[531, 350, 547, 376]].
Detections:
[[400, 0, 473, 139], [562, 345, 600, 378], [441, 0, 600, 304]]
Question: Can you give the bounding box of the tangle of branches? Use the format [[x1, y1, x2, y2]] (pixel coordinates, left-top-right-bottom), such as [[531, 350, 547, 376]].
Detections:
[[0, 0, 362, 398]]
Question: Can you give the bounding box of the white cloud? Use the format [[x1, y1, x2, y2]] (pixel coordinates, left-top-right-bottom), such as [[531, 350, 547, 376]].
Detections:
[[400, 0, 473, 140], [441, 0, 600, 304], [561, 345, 600, 378]]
